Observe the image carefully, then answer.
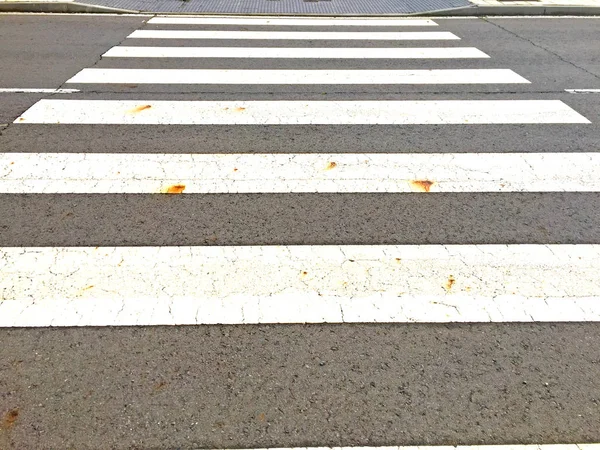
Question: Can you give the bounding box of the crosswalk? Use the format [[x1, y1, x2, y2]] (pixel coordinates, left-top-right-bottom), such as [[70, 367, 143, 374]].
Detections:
[[3, 16, 597, 322], [1, 15, 599, 445]]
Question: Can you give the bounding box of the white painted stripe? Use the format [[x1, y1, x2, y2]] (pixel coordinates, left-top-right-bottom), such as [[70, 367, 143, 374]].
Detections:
[[1, 153, 598, 193], [149, 17, 439, 26], [566, 89, 600, 94], [191, 446, 600, 450], [66, 68, 529, 85], [103, 46, 490, 59], [128, 30, 461, 40], [215, 446, 600, 450], [1, 245, 600, 327], [0, 88, 79, 94], [15, 100, 590, 125]]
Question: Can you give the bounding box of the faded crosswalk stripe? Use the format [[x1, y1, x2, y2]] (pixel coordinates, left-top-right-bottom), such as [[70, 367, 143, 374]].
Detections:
[[2, 245, 600, 327], [201, 447, 600, 450], [2, 152, 599, 193], [200, 446, 599, 450]]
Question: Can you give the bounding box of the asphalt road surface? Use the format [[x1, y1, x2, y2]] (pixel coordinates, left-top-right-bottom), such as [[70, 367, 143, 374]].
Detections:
[[0, 14, 599, 450]]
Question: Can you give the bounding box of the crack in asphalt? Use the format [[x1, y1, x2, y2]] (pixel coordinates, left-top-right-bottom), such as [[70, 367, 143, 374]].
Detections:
[[484, 17, 600, 82]]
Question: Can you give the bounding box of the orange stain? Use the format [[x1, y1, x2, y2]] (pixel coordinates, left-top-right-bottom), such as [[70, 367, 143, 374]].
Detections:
[[164, 184, 186, 194], [445, 275, 456, 291], [2, 409, 19, 429], [410, 180, 435, 192], [127, 104, 152, 114]]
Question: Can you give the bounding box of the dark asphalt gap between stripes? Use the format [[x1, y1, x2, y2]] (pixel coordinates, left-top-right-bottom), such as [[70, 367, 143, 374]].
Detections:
[[1, 323, 599, 449], [60, 85, 553, 95], [1, 122, 598, 154], [88, 57, 566, 73], [118, 38, 482, 48], [1, 193, 599, 247], [91, 59, 526, 71]]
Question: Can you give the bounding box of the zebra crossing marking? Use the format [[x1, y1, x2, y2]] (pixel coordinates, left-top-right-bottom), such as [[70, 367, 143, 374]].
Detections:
[[66, 68, 529, 85], [2, 152, 598, 193], [128, 30, 461, 40], [1, 245, 599, 327], [102, 46, 490, 59], [201, 446, 600, 450], [566, 89, 600, 94], [15, 100, 590, 125]]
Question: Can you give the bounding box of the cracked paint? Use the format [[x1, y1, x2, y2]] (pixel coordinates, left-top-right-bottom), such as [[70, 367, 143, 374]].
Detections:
[[215, 445, 599, 450], [1, 245, 600, 327], [0, 152, 599, 193]]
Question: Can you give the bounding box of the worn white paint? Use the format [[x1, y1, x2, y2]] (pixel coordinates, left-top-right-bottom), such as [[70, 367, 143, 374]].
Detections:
[[66, 68, 529, 85], [1, 245, 600, 327], [148, 17, 439, 26], [566, 89, 600, 93], [222, 446, 600, 450], [14, 99, 590, 125], [0, 88, 79, 94], [214, 446, 600, 450], [103, 46, 490, 59], [128, 30, 461, 40], [1, 152, 599, 193]]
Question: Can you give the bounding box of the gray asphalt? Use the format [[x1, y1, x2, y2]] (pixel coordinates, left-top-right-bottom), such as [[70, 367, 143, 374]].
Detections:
[[2, 193, 600, 246], [2, 324, 600, 449], [1, 15, 600, 450], [0, 14, 149, 121]]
